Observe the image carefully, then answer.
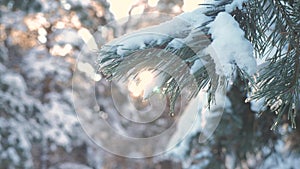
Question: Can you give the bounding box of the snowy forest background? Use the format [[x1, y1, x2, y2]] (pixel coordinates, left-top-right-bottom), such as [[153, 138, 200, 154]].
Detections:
[[0, 0, 300, 169]]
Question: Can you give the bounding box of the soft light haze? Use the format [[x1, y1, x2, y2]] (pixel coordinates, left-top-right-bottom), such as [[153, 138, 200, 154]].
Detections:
[[108, 0, 203, 19]]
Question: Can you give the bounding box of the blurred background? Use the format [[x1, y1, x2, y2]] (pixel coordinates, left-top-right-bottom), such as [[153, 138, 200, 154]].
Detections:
[[0, 0, 300, 169]]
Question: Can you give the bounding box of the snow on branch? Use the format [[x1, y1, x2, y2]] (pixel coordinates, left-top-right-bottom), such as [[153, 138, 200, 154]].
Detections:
[[206, 12, 257, 78]]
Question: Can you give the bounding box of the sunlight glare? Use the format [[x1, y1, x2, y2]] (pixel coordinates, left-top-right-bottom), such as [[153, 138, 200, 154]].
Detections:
[[128, 70, 155, 97]]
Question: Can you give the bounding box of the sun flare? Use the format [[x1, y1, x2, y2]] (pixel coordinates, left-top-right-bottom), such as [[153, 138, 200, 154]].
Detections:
[[128, 70, 155, 97]]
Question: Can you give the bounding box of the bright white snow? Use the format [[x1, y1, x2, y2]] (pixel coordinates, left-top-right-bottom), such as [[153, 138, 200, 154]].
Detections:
[[104, 8, 211, 57], [225, 0, 248, 12], [206, 12, 257, 78]]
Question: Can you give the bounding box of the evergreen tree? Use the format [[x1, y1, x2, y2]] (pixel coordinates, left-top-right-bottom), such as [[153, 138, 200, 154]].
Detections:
[[97, 0, 300, 168], [1, 0, 299, 168], [98, 0, 300, 130]]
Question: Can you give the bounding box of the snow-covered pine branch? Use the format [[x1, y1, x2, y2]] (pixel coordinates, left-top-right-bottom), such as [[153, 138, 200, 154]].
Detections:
[[97, 0, 256, 114], [98, 0, 300, 129]]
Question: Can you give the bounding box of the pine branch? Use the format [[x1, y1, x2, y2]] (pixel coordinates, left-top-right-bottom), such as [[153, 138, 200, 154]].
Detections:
[[243, 0, 300, 129], [97, 1, 236, 114]]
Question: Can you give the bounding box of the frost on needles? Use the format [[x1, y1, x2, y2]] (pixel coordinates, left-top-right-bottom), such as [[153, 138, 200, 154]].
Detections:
[[97, 0, 300, 129]]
